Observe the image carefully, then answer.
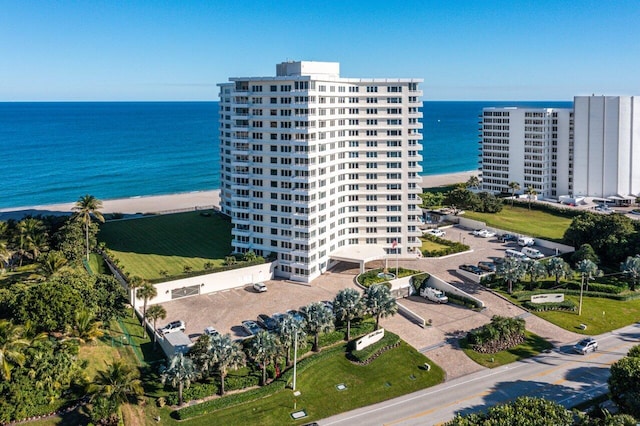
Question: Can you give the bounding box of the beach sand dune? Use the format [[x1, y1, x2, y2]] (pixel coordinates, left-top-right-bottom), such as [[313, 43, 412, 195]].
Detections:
[[0, 171, 478, 221]]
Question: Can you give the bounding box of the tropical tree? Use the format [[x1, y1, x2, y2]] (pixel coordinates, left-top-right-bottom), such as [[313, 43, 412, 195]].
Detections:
[[304, 301, 335, 352], [247, 330, 280, 385], [496, 257, 526, 294], [145, 304, 166, 348], [576, 259, 602, 292], [36, 250, 71, 278], [364, 284, 398, 330], [127, 275, 145, 318], [0, 240, 13, 273], [525, 186, 537, 209], [621, 255, 640, 291], [466, 175, 480, 190], [547, 257, 572, 286], [89, 360, 143, 418], [0, 320, 29, 381], [508, 181, 520, 206], [72, 194, 105, 261], [207, 333, 246, 395], [447, 396, 574, 425], [527, 260, 548, 290], [14, 217, 47, 266], [136, 281, 157, 333], [160, 353, 199, 406], [333, 288, 364, 340], [71, 309, 104, 344], [276, 315, 307, 366], [608, 355, 640, 419]]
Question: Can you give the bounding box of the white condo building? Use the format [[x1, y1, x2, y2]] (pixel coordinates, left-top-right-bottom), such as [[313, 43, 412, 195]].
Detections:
[[480, 96, 639, 202], [218, 61, 423, 283]]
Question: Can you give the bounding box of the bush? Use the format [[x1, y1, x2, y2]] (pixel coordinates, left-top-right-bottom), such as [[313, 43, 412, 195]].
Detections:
[[421, 235, 470, 257], [165, 381, 218, 406], [445, 292, 483, 309], [356, 268, 421, 288], [225, 373, 260, 391], [522, 300, 577, 312], [411, 273, 430, 293]]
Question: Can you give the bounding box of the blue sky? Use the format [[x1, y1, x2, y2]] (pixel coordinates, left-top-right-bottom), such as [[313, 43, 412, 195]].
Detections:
[[1, 0, 638, 101]]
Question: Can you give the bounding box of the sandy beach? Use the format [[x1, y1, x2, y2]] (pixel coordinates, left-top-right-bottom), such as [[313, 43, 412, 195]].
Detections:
[[0, 171, 478, 221]]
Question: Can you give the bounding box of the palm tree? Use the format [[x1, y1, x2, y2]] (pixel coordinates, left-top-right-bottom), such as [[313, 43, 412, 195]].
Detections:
[[37, 250, 71, 278], [160, 353, 199, 406], [276, 316, 307, 366], [621, 256, 640, 291], [0, 320, 29, 381], [248, 330, 280, 386], [15, 217, 46, 266], [527, 260, 548, 290], [71, 309, 104, 344], [136, 282, 157, 334], [466, 175, 481, 191], [207, 333, 246, 395], [0, 241, 13, 274], [333, 288, 364, 340], [73, 194, 105, 262], [364, 284, 398, 330], [127, 276, 145, 318], [89, 360, 143, 407], [508, 181, 520, 206], [303, 301, 335, 352], [576, 259, 602, 315], [547, 257, 572, 286], [525, 186, 538, 210], [496, 257, 526, 294], [145, 305, 166, 348]]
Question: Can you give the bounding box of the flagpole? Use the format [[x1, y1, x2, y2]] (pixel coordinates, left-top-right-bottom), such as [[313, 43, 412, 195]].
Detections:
[[396, 240, 399, 275]]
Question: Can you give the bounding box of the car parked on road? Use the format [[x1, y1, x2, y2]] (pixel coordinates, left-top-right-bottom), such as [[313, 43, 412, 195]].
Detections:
[[253, 282, 267, 292], [477, 261, 497, 272], [573, 338, 598, 354], [498, 233, 517, 243], [459, 264, 484, 275], [257, 314, 278, 332], [204, 326, 219, 337], [425, 228, 446, 237], [159, 320, 186, 334], [241, 320, 263, 336]]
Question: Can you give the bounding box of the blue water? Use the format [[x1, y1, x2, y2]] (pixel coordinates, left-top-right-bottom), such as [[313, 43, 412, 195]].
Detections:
[[0, 101, 572, 209]]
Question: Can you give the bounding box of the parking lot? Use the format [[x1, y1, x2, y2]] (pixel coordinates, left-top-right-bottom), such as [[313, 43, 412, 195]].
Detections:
[[156, 224, 581, 378]]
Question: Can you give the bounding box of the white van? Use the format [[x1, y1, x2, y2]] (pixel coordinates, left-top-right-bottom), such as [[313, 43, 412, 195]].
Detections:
[[521, 247, 544, 259], [505, 249, 528, 260], [517, 236, 535, 246]]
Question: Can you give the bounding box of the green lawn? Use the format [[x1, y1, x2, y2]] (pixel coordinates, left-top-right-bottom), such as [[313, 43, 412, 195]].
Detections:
[[420, 236, 450, 252], [463, 206, 572, 241], [532, 295, 640, 335], [165, 341, 444, 425], [98, 211, 233, 280], [460, 331, 553, 368]]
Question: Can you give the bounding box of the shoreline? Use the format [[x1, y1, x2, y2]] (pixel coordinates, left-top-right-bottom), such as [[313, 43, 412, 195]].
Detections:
[[0, 170, 478, 221]]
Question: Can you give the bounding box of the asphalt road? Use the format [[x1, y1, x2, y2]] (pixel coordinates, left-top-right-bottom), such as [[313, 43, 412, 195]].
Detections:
[[320, 322, 640, 426]]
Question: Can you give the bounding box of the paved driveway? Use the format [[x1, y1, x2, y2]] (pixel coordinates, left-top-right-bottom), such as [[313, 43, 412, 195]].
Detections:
[[156, 224, 581, 379]]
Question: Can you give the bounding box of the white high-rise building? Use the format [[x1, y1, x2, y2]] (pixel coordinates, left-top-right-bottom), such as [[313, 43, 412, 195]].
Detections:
[[479, 107, 573, 198], [573, 96, 640, 199], [218, 61, 423, 283], [480, 96, 639, 202]]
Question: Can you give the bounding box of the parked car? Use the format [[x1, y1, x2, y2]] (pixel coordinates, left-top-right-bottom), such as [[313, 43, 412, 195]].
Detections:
[[204, 326, 219, 337], [521, 247, 545, 259], [159, 320, 186, 334], [321, 300, 334, 312], [459, 264, 483, 275], [286, 309, 305, 323], [498, 233, 517, 243], [241, 320, 263, 336], [573, 338, 598, 354], [257, 314, 278, 332], [477, 261, 496, 272], [473, 229, 495, 238], [253, 282, 267, 292], [517, 236, 535, 246], [425, 228, 446, 237], [630, 209, 640, 215], [272, 312, 288, 324]]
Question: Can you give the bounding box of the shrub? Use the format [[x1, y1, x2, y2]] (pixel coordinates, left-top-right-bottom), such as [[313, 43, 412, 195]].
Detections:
[[356, 268, 420, 288], [522, 300, 577, 312], [421, 235, 470, 257], [225, 373, 260, 391], [411, 273, 430, 293], [165, 381, 218, 406], [467, 316, 525, 354], [445, 292, 483, 309]]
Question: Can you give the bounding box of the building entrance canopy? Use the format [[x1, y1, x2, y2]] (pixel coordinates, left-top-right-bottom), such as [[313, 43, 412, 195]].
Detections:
[[329, 245, 388, 273]]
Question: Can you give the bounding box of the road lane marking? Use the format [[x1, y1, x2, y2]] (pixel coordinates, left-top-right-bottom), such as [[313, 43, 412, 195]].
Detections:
[[383, 391, 490, 425]]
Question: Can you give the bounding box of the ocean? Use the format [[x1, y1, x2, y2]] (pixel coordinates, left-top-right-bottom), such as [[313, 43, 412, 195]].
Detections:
[[0, 101, 572, 210]]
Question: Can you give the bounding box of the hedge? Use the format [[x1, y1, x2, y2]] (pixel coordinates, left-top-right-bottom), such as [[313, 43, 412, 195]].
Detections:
[[512, 289, 640, 302], [357, 268, 421, 288], [148, 258, 266, 284], [445, 291, 483, 309], [348, 331, 400, 363], [165, 381, 219, 406], [522, 300, 577, 312], [510, 198, 585, 219]]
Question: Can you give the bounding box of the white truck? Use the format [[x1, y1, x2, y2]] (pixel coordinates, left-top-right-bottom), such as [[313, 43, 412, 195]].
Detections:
[[420, 287, 448, 304]]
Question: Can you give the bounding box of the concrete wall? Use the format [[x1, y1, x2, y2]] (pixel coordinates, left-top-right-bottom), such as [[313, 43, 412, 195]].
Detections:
[[427, 274, 485, 308], [148, 262, 276, 305], [397, 302, 426, 328]]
